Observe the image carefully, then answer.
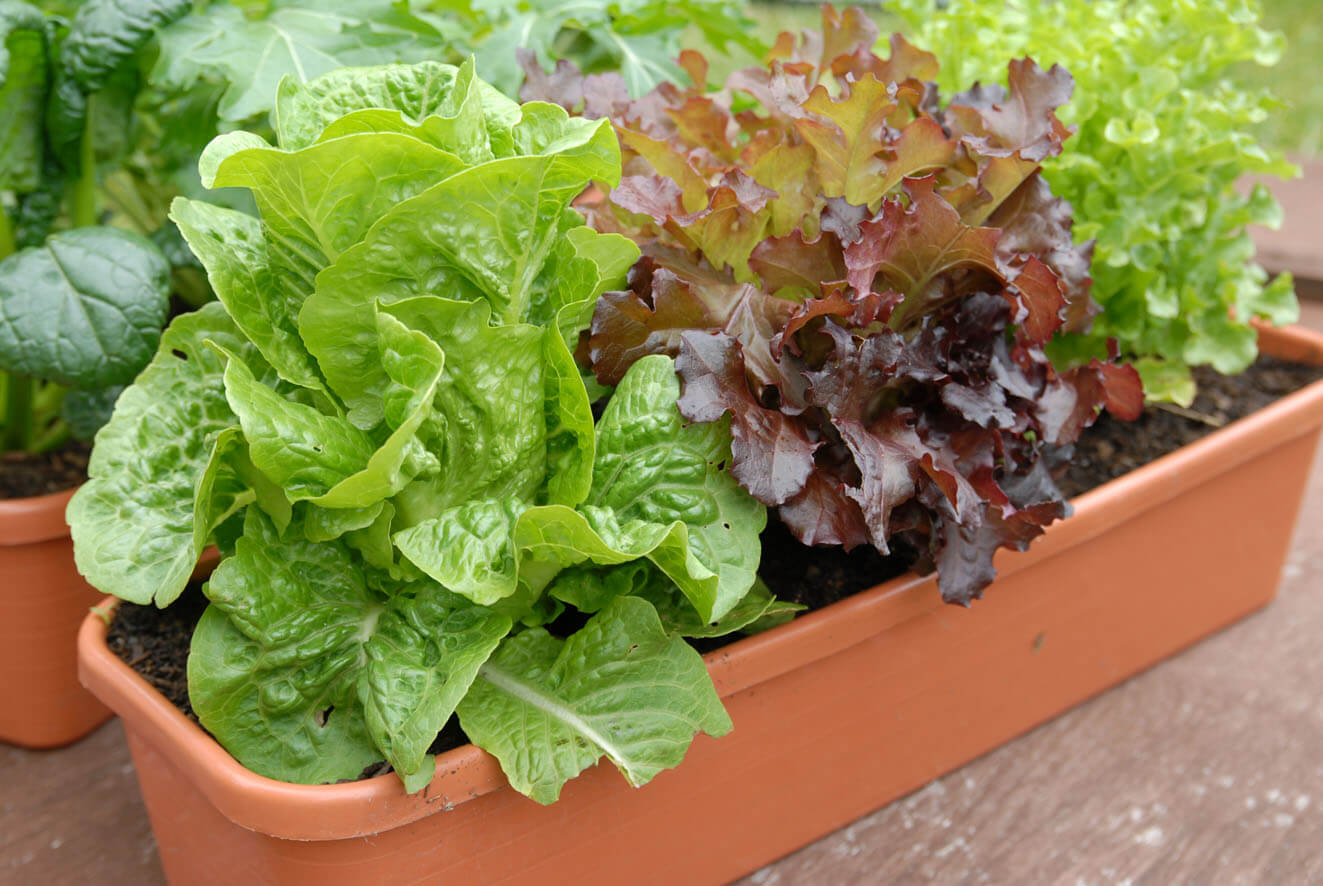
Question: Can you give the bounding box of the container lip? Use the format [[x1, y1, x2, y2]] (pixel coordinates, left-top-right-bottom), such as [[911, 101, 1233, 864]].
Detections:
[[0, 486, 78, 546], [76, 323, 1323, 842]]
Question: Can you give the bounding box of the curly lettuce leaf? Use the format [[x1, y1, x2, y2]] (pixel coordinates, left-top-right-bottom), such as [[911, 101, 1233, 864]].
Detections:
[[893, 0, 1299, 399], [67, 303, 266, 606], [191, 507, 510, 788], [395, 354, 766, 621], [457, 595, 731, 804], [551, 13, 1140, 604]]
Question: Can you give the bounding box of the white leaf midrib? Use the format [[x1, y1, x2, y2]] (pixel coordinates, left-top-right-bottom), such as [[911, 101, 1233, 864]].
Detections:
[[477, 661, 633, 777]]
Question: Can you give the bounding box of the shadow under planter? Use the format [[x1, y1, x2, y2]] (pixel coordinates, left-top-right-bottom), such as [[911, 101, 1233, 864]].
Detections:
[[2, 487, 111, 748], [77, 325, 1323, 885]]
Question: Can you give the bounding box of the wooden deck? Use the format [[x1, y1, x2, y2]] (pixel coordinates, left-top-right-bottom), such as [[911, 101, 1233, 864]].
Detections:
[[3, 176, 1323, 885]]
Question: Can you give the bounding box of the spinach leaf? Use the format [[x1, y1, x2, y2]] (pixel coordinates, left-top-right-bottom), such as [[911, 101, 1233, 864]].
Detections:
[[0, 227, 169, 389], [0, 1, 48, 194]]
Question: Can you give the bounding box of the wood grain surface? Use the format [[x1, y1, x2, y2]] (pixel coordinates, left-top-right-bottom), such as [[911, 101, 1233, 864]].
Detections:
[[3, 311, 1321, 886]]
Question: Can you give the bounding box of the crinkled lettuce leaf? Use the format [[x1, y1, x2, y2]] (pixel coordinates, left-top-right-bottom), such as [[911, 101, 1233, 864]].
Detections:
[[67, 303, 268, 606], [191, 507, 510, 788], [395, 355, 766, 621], [301, 111, 620, 425], [170, 198, 326, 392], [279, 57, 518, 159], [457, 595, 731, 805], [70, 63, 793, 802]]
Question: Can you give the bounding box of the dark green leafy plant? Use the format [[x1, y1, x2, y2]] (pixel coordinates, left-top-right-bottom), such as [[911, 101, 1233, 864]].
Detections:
[[148, 0, 763, 127], [435, 0, 763, 96], [0, 0, 182, 454], [70, 61, 795, 803], [891, 0, 1299, 404]]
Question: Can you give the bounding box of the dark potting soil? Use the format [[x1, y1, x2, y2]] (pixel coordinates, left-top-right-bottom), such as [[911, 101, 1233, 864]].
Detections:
[[1056, 356, 1323, 499], [0, 439, 90, 500], [105, 353, 1322, 780], [756, 518, 914, 612], [107, 583, 210, 722]]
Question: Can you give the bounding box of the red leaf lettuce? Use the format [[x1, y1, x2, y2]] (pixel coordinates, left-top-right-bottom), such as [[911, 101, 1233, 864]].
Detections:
[[525, 6, 1141, 604]]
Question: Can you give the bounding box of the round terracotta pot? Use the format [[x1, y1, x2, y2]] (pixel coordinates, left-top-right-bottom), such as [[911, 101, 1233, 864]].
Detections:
[[0, 486, 112, 748]]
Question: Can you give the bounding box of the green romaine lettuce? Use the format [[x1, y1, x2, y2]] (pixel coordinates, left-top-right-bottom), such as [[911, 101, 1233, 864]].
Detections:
[[70, 62, 774, 803]]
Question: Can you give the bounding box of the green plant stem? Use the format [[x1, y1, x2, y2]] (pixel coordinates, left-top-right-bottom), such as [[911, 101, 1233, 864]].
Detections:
[[31, 419, 71, 455], [171, 269, 213, 309], [72, 93, 99, 228], [101, 173, 159, 236], [3, 372, 34, 452], [0, 207, 15, 260]]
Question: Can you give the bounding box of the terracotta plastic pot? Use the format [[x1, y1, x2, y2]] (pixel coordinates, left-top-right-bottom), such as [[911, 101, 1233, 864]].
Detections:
[[1, 486, 111, 748], [78, 325, 1323, 885]]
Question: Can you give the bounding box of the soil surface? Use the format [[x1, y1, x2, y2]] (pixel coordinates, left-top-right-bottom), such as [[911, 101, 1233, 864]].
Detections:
[[1057, 356, 1323, 498], [106, 354, 1323, 780], [107, 585, 209, 722], [0, 440, 90, 500], [757, 519, 914, 612]]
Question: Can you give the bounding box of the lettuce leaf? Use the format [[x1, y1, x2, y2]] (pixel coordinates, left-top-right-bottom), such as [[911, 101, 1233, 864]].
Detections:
[[537, 11, 1141, 605], [67, 303, 267, 606], [394, 354, 766, 621], [457, 595, 731, 805], [71, 62, 782, 801], [891, 0, 1299, 403], [190, 507, 510, 789]]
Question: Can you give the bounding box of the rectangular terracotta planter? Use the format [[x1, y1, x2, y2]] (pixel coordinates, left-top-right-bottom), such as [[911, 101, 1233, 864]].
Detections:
[[1, 486, 112, 748], [78, 325, 1323, 885]]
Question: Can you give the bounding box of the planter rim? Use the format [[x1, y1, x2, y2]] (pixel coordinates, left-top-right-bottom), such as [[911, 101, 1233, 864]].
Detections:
[[0, 486, 78, 546], [77, 323, 1323, 843]]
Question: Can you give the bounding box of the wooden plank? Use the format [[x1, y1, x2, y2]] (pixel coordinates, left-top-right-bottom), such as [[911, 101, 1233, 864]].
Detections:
[[0, 720, 163, 884]]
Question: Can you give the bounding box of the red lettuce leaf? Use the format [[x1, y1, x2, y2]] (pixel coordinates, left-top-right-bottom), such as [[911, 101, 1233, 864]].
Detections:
[[561, 5, 1140, 605]]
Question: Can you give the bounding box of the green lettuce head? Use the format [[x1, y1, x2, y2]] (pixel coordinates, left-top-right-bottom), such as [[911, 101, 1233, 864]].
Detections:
[[892, 0, 1299, 405], [68, 60, 788, 803]]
